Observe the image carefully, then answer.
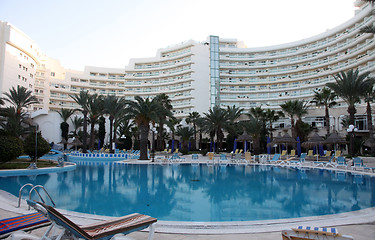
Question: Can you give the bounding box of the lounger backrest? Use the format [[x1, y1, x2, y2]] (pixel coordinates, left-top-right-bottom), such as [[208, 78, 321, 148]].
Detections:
[[337, 156, 345, 164], [335, 150, 341, 157], [272, 154, 280, 161], [353, 157, 363, 166], [281, 150, 287, 156], [38, 202, 92, 239], [290, 150, 296, 156], [307, 150, 313, 156], [300, 153, 307, 162], [245, 152, 251, 161]]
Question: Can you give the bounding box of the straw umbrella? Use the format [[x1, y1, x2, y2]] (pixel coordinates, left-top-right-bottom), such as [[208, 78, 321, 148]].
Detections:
[[70, 138, 82, 151], [323, 132, 346, 152], [237, 132, 253, 152], [302, 132, 324, 160], [271, 132, 297, 155]]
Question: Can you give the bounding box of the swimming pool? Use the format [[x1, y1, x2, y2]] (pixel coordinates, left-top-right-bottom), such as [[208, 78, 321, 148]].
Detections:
[[0, 163, 374, 222]]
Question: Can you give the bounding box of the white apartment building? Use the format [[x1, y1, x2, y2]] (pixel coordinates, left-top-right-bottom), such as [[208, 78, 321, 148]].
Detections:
[[0, 1, 374, 143], [0, 21, 41, 109]]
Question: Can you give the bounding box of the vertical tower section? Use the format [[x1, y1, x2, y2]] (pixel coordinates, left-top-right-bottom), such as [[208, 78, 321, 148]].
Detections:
[[209, 35, 220, 109]]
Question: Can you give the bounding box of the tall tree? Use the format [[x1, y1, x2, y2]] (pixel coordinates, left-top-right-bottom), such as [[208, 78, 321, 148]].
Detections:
[[70, 115, 83, 137], [280, 100, 308, 138], [103, 95, 126, 151], [185, 112, 201, 150], [327, 69, 375, 156], [311, 88, 337, 136], [126, 96, 161, 160], [154, 94, 173, 151], [87, 94, 104, 151], [56, 108, 75, 149], [264, 109, 284, 139], [362, 84, 375, 155], [176, 126, 194, 151], [70, 90, 91, 152], [202, 106, 229, 152], [2, 85, 38, 115], [326, 69, 374, 125]]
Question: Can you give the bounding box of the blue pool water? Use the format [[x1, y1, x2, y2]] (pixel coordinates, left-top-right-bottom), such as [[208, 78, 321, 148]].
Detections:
[[0, 164, 374, 221]]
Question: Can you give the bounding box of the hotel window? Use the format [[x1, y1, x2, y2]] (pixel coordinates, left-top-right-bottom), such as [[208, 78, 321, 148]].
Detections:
[[51, 72, 55, 77]]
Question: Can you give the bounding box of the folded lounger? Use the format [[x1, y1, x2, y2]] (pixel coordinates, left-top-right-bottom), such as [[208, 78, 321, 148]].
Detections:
[[13, 201, 157, 240], [282, 226, 353, 240], [0, 212, 49, 239]]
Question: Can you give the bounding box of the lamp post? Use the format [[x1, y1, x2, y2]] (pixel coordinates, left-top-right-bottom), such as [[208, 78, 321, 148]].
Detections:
[[347, 124, 358, 156]]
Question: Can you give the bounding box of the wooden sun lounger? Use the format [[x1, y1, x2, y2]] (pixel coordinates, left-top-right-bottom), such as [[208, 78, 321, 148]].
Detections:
[[13, 201, 157, 240]]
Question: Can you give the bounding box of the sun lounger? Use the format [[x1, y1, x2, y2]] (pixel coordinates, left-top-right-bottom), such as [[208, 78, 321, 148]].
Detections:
[[15, 200, 157, 240], [267, 154, 281, 164], [288, 153, 307, 167], [352, 157, 365, 171], [282, 226, 353, 240], [0, 212, 49, 239], [336, 156, 347, 169], [314, 155, 335, 168]]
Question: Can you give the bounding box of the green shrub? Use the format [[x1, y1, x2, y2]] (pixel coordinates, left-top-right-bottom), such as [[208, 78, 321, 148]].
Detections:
[[23, 132, 51, 160], [180, 148, 188, 155], [200, 149, 208, 156], [0, 136, 23, 163]]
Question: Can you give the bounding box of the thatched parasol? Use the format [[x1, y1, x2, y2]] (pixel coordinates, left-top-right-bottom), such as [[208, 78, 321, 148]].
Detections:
[[323, 132, 346, 152], [236, 132, 253, 142], [301, 132, 324, 148], [236, 132, 253, 152], [270, 132, 296, 153]]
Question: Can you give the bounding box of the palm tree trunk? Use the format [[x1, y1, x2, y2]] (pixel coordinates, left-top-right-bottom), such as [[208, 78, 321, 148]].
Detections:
[[109, 117, 114, 151], [139, 124, 149, 160], [291, 117, 295, 138], [89, 122, 95, 151], [366, 102, 375, 155], [325, 106, 330, 136], [82, 111, 88, 153], [348, 105, 356, 125], [193, 123, 197, 150], [157, 123, 164, 151]]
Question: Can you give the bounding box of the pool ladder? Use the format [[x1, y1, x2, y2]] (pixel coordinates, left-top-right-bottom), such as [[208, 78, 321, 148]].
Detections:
[[17, 183, 56, 209]]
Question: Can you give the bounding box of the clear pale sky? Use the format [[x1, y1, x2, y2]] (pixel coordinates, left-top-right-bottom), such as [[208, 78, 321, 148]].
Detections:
[[0, 0, 356, 70]]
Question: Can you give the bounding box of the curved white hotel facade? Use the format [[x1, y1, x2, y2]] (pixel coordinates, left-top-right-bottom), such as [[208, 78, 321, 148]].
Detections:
[[0, 1, 374, 142]]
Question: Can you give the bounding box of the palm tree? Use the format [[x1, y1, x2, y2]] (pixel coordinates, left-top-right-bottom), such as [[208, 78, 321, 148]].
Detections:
[[264, 109, 284, 139], [126, 96, 161, 160], [243, 116, 262, 154], [2, 85, 38, 115], [56, 108, 75, 149], [280, 100, 308, 138], [185, 112, 201, 150], [176, 126, 194, 150], [362, 85, 375, 155], [327, 69, 375, 156], [166, 117, 182, 151], [0, 107, 29, 137], [202, 106, 229, 152], [70, 115, 83, 137], [103, 95, 126, 151], [70, 90, 91, 152], [87, 94, 104, 151], [226, 105, 244, 134], [326, 69, 374, 125], [154, 94, 173, 151], [311, 88, 337, 136]]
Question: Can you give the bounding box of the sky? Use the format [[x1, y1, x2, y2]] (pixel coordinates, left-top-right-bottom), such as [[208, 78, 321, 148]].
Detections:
[[0, 0, 357, 71]]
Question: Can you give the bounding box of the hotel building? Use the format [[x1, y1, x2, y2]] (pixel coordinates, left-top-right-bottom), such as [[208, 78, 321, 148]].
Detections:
[[0, 0, 374, 142]]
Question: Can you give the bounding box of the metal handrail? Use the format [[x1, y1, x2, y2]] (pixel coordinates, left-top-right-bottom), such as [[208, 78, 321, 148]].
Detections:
[[17, 183, 34, 207], [28, 185, 56, 209]]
